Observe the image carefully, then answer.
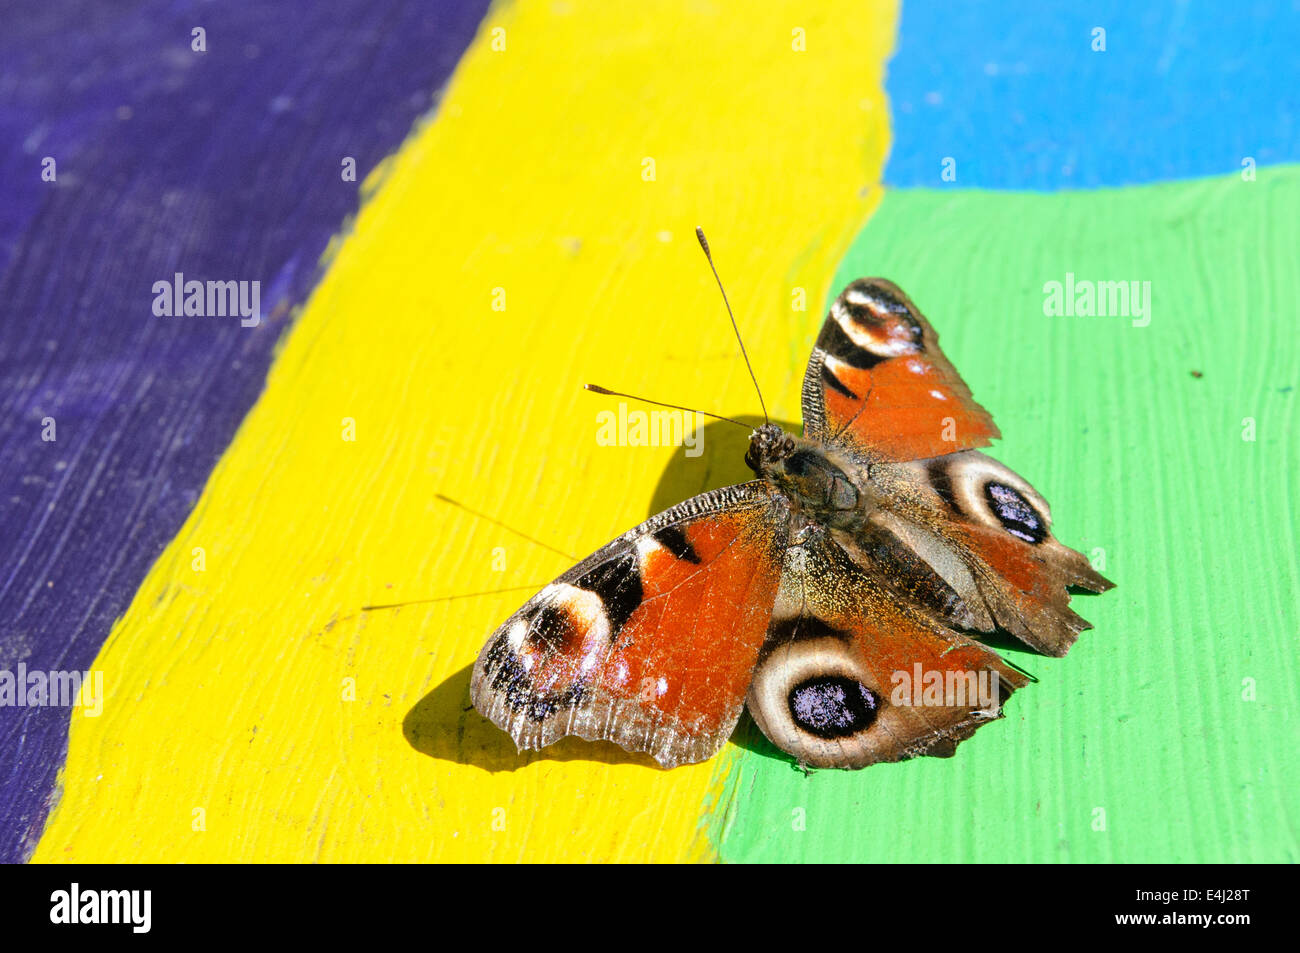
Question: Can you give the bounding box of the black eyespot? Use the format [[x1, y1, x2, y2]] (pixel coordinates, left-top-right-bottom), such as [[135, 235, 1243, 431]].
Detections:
[[984, 482, 1046, 544], [483, 633, 586, 722], [528, 603, 581, 652], [788, 676, 879, 738]]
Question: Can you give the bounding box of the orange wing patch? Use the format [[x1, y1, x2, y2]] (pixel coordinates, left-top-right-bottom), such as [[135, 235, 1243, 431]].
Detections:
[[470, 483, 787, 767], [802, 278, 1000, 462], [607, 513, 782, 730]]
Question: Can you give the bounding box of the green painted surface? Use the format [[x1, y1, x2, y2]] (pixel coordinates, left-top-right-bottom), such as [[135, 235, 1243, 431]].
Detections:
[[711, 167, 1300, 863]]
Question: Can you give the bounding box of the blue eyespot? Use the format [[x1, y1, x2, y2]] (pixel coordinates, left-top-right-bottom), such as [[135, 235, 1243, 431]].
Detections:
[[984, 482, 1046, 544], [788, 676, 878, 738]]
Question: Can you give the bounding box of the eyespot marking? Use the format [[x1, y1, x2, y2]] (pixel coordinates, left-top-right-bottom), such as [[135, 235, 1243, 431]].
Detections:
[[984, 481, 1046, 544], [923, 451, 1053, 542], [529, 602, 581, 652], [788, 675, 879, 738], [483, 632, 588, 722], [819, 317, 886, 369], [834, 282, 925, 357]]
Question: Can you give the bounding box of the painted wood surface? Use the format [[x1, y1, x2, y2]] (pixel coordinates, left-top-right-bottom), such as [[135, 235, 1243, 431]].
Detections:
[[6, 0, 1297, 863], [0, 1, 492, 862], [30, 0, 896, 862], [714, 172, 1299, 861]]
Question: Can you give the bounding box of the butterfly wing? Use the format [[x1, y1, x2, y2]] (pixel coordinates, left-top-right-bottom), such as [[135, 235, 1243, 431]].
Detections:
[[802, 278, 1111, 657], [864, 450, 1114, 657], [746, 527, 1030, 769], [471, 482, 789, 768], [801, 278, 1000, 462]]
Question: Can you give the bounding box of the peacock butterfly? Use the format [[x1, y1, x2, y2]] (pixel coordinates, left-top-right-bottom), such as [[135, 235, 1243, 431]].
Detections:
[[469, 230, 1113, 769]]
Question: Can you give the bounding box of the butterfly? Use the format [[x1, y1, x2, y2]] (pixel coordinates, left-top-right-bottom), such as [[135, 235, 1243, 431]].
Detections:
[[470, 233, 1113, 769]]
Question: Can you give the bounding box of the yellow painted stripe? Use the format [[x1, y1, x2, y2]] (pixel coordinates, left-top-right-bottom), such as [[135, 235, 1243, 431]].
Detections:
[[34, 0, 895, 862]]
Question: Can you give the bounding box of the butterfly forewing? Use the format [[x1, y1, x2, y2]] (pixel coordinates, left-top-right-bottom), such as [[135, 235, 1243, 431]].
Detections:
[[801, 278, 1000, 462], [470, 482, 789, 767]]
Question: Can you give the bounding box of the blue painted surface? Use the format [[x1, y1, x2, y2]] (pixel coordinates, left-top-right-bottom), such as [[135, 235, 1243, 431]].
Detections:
[[0, 0, 491, 862], [886, 0, 1299, 189]]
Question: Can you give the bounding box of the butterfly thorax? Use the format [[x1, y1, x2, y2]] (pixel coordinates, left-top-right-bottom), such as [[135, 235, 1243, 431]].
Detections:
[[746, 423, 865, 531]]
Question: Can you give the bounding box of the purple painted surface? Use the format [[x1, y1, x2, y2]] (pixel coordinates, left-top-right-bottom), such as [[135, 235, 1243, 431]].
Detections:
[[0, 0, 490, 861]]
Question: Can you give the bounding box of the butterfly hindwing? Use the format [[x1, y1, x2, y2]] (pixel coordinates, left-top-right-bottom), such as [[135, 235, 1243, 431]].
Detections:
[[745, 528, 1031, 769], [470, 482, 789, 768], [867, 450, 1114, 657], [802, 278, 1000, 462], [800, 278, 1112, 659]]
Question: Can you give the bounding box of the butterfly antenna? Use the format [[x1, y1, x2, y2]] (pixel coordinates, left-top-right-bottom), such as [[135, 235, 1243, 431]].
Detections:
[[696, 226, 769, 425], [584, 384, 750, 430]]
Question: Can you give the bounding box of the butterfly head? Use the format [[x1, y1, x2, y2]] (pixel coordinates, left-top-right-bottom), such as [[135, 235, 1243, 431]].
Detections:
[[744, 422, 794, 473]]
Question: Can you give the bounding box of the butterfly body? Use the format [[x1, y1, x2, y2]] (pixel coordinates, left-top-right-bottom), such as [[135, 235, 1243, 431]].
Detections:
[[746, 423, 863, 533], [470, 277, 1113, 769]]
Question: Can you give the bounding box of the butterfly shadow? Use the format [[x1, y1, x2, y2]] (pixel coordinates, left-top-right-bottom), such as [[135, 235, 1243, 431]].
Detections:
[[646, 414, 798, 518], [406, 662, 804, 773], [726, 709, 804, 768], [403, 416, 801, 774]]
